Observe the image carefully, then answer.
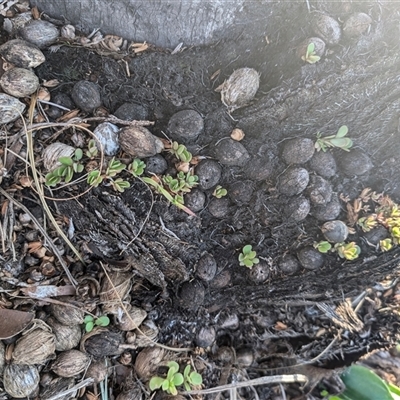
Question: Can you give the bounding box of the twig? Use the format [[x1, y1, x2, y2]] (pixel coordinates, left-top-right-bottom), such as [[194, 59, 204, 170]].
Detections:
[[45, 378, 94, 400], [183, 374, 308, 395], [0, 187, 78, 286]]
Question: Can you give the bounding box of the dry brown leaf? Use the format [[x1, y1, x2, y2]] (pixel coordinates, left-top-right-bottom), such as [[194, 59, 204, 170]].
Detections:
[[130, 42, 148, 53], [31, 6, 40, 19], [274, 321, 287, 330], [19, 175, 33, 187], [42, 79, 60, 88], [58, 109, 80, 121], [37, 87, 51, 101], [210, 69, 221, 80], [0, 309, 34, 339]]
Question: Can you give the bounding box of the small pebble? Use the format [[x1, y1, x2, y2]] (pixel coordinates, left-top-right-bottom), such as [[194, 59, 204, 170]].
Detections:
[[119, 126, 164, 158], [0, 93, 26, 124], [185, 189, 206, 212], [195, 326, 216, 348], [19, 20, 59, 48], [312, 192, 341, 221], [209, 269, 231, 289], [93, 122, 120, 156], [244, 155, 275, 181], [362, 225, 388, 246], [343, 13, 372, 39], [283, 196, 310, 222], [167, 109, 204, 142], [313, 14, 341, 45], [309, 150, 337, 178], [179, 280, 205, 311], [228, 180, 254, 204], [337, 149, 373, 176], [306, 175, 332, 206], [208, 197, 231, 218], [321, 220, 349, 243], [278, 166, 309, 196], [278, 254, 300, 274], [248, 262, 269, 283], [0, 39, 45, 68]]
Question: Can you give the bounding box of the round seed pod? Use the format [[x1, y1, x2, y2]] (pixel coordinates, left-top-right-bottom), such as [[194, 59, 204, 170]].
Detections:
[[12, 325, 56, 365], [196, 159, 222, 190], [134, 319, 159, 347], [116, 306, 147, 331], [19, 20, 59, 49], [278, 254, 301, 275], [40, 377, 76, 400], [219, 68, 260, 111], [248, 262, 270, 283], [236, 348, 254, 367], [93, 122, 120, 156], [313, 14, 341, 45], [297, 247, 325, 270], [134, 347, 165, 381], [100, 271, 132, 315], [362, 225, 388, 246], [71, 80, 102, 113], [0, 39, 45, 68], [214, 138, 250, 167], [312, 192, 341, 221], [145, 154, 168, 175], [281, 138, 315, 164], [0, 93, 26, 124], [309, 150, 337, 178], [278, 166, 309, 196], [228, 180, 254, 204], [119, 126, 164, 158], [196, 253, 217, 282], [116, 387, 142, 400], [0, 67, 39, 97], [196, 326, 216, 348], [321, 220, 349, 243], [3, 363, 39, 398], [50, 299, 85, 325], [81, 329, 122, 358], [296, 37, 326, 60], [337, 149, 373, 176], [4, 12, 32, 34], [86, 359, 109, 384], [306, 175, 332, 206], [47, 316, 82, 351], [185, 189, 206, 212], [42, 142, 75, 172], [51, 350, 91, 377], [343, 13, 372, 39], [167, 109, 204, 142], [283, 196, 310, 222]]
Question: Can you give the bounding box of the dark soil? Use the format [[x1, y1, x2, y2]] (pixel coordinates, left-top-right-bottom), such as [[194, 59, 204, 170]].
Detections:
[[2, 1, 400, 399]]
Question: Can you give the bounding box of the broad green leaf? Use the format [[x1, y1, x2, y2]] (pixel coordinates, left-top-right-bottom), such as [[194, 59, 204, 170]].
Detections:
[[95, 316, 110, 326], [340, 365, 393, 400], [307, 55, 320, 64], [252, 257, 260, 265], [74, 148, 83, 160], [244, 259, 254, 267], [336, 125, 349, 138], [84, 315, 94, 323], [59, 156, 73, 166], [162, 379, 170, 391], [149, 376, 165, 391], [183, 365, 191, 378], [242, 245, 252, 254], [248, 250, 257, 259], [329, 138, 352, 148], [74, 163, 84, 173], [65, 167, 74, 183], [307, 42, 315, 53], [190, 371, 203, 385], [168, 383, 178, 396], [167, 361, 180, 375], [172, 372, 184, 386], [85, 321, 94, 332]]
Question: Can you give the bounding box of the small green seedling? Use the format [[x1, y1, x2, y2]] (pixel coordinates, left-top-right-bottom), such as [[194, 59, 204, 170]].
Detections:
[[315, 125, 353, 152], [45, 148, 84, 186], [183, 364, 203, 391], [111, 177, 130, 193], [128, 159, 146, 177], [302, 42, 321, 64], [357, 215, 378, 232], [239, 245, 260, 268], [314, 240, 332, 253], [380, 238, 393, 252], [86, 139, 99, 158], [169, 141, 192, 163], [334, 242, 361, 260], [84, 315, 110, 332], [149, 361, 184, 396], [106, 157, 126, 177], [87, 169, 104, 187], [213, 185, 227, 198]]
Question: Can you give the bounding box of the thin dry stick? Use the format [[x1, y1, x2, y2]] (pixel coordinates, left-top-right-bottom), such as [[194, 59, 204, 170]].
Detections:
[[183, 374, 308, 395], [100, 262, 192, 352], [45, 378, 94, 400], [0, 186, 78, 286]]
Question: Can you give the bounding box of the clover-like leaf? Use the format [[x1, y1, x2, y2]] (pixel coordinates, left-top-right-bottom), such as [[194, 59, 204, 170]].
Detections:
[[95, 315, 110, 327], [149, 376, 165, 391], [59, 156, 73, 166], [85, 321, 94, 332], [336, 125, 349, 138], [189, 371, 203, 385]]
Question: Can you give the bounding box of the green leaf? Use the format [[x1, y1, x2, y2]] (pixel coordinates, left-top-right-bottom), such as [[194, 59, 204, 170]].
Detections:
[[252, 257, 260, 265], [172, 372, 184, 386], [95, 316, 110, 327], [59, 156, 73, 166], [183, 365, 190, 379], [167, 361, 180, 375], [189, 371, 203, 385], [64, 167, 74, 183], [248, 250, 257, 259], [84, 315, 94, 323], [307, 55, 320, 64], [149, 376, 165, 391], [74, 148, 83, 160], [307, 42, 315, 53], [242, 245, 252, 255], [340, 365, 393, 400], [329, 138, 353, 148], [85, 321, 94, 332], [336, 125, 349, 138], [244, 259, 254, 268], [45, 173, 61, 186], [168, 383, 178, 396], [162, 379, 170, 392]]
